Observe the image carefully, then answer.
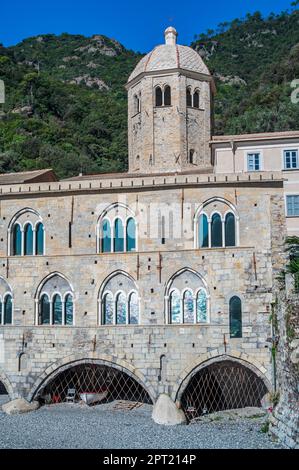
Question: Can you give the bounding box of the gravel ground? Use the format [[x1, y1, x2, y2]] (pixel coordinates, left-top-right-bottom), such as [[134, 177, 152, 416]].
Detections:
[[0, 397, 284, 449]]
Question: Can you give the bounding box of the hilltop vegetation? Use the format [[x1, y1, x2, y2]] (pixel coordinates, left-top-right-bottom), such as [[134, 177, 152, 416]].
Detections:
[[192, 7, 299, 134], [0, 5, 299, 178], [0, 34, 140, 177]]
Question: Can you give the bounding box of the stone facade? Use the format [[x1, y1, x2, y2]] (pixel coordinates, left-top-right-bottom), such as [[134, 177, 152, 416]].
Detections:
[[0, 27, 298, 443], [0, 177, 284, 402]]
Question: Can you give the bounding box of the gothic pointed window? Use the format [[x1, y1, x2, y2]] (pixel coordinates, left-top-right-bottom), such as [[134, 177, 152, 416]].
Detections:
[[155, 87, 163, 107], [169, 290, 181, 324], [53, 294, 62, 325], [186, 87, 192, 107], [167, 270, 209, 325], [128, 291, 139, 324], [126, 218, 136, 252], [24, 223, 33, 255], [193, 90, 200, 108], [211, 213, 222, 247], [37, 274, 73, 326], [40, 294, 50, 325], [36, 222, 44, 255], [3, 294, 12, 324], [114, 218, 124, 252], [100, 272, 139, 326], [13, 224, 22, 256], [196, 290, 207, 322], [183, 289, 194, 324], [101, 219, 112, 253], [199, 214, 209, 248], [103, 292, 114, 325], [10, 210, 44, 257], [225, 213, 236, 247], [65, 294, 74, 325], [164, 85, 171, 106], [116, 292, 127, 325], [229, 296, 242, 338]]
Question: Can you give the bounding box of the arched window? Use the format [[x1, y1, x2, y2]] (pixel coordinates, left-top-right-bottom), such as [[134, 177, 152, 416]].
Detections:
[[3, 295, 12, 325], [183, 289, 194, 323], [229, 296, 242, 338], [65, 294, 73, 325], [211, 213, 222, 247], [37, 274, 73, 326], [114, 218, 124, 252], [24, 223, 33, 255], [164, 86, 171, 106], [155, 87, 163, 107], [126, 218, 136, 252], [128, 292, 139, 324], [189, 149, 195, 164], [10, 210, 44, 257], [0, 299, 2, 325], [13, 224, 22, 256], [225, 213, 236, 247], [193, 90, 200, 108], [100, 272, 139, 326], [103, 292, 113, 325], [186, 88, 192, 107], [53, 294, 62, 325], [35, 222, 44, 255], [101, 219, 111, 253], [40, 294, 50, 325], [169, 290, 181, 324], [133, 94, 140, 114], [199, 214, 209, 248], [116, 292, 127, 325], [196, 290, 207, 322]]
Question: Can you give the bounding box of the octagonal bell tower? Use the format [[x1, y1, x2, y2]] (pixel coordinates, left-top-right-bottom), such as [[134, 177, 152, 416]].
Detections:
[[126, 27, 215, 174]]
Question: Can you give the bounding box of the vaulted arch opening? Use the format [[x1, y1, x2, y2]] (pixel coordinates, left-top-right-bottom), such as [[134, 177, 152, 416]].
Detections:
[[180, 360, 268, 421], [35, 361, 152, 406]]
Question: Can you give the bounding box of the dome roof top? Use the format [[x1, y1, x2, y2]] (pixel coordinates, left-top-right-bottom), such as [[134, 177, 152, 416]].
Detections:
[[128, 27, 210, 83]]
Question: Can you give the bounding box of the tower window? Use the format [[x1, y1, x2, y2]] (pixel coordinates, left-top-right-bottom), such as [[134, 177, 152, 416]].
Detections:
[[189, 149, 195, 164], [193, 90, 200, 108], [164, 86, 171, 106], [186, 88, 192, 107], [155, 87, 163, 107], [133, 94, 140, 115], [155, 86, 171, 107]]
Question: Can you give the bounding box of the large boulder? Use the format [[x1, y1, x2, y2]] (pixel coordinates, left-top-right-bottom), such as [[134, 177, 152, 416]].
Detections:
[[2, 398, 40, 415], [152, 394, 187, 425]]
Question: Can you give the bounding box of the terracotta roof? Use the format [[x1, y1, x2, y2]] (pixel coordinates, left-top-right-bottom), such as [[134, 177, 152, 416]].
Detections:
[[0, 169, 57, 185], [211, 130, 299, 143], [62, 167, 214, 182]]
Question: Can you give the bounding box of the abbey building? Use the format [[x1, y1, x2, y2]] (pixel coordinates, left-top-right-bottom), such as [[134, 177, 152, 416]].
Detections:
[[0, 28, 298, 417]]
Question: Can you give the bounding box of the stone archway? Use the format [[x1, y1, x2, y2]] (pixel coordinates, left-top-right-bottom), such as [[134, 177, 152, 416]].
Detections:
[[29, 357, 155, 405], [175, 355, 270, 420], [0, 370, 14, 399]]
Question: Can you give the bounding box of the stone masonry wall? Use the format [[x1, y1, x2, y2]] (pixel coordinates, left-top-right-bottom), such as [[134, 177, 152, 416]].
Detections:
[[0, 181, 285, 403]]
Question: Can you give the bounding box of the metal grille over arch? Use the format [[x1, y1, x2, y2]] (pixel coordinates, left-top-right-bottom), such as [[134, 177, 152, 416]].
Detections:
[[35, 362, 152, 406], [180, 360, 268, 420]]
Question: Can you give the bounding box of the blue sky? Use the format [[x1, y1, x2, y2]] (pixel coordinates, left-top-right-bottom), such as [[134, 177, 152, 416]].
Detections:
[[0, 0, 294, 52]]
